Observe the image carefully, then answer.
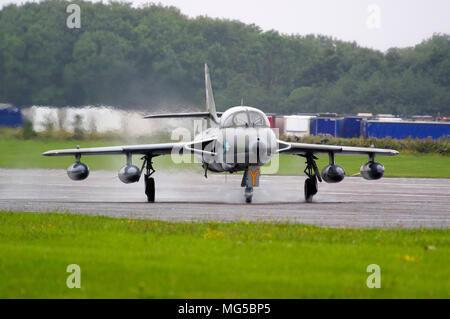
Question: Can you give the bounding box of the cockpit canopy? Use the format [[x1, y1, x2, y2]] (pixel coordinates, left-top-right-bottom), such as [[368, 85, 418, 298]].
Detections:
[[220, 107, 270, 128]]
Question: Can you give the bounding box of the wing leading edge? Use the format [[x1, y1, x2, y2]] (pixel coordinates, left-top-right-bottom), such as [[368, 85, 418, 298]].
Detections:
[[277, 141, 399, 156], [42, 142, 184, 157], [43, 138, 217, 158]]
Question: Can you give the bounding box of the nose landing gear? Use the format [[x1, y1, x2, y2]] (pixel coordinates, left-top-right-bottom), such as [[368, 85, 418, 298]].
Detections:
[[244, 186, 253, 203], [241, 169, 255, 203]]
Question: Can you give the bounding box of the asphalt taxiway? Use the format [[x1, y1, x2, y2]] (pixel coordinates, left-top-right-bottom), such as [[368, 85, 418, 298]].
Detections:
[[0, 169, 449, 228]]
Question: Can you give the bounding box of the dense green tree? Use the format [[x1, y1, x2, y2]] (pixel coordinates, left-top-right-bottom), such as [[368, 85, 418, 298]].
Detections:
[[0, 0, 449, 116]]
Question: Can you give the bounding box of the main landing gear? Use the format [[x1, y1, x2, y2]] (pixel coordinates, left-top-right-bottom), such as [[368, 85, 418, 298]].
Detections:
[[141, 156, 155, 202], [303, 154, 321, 203]]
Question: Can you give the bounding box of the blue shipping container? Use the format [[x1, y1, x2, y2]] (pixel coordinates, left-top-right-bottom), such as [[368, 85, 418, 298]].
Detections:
[[311, 118, 341, 137], [340, 117, 364, 138], [0, 105, 22, 128], [366, 121, 450, 140]]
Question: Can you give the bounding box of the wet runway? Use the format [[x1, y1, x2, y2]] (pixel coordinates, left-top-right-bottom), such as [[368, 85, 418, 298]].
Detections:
[[0, 168, 449, 229]]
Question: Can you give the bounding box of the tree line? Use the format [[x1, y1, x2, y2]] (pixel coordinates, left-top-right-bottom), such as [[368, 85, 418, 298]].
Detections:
[[0, 0, 449, 116]]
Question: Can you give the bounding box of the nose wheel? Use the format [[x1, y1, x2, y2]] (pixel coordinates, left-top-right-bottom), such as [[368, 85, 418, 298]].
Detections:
[[241, 169, 256, 203], [245, 186, 253, 203]]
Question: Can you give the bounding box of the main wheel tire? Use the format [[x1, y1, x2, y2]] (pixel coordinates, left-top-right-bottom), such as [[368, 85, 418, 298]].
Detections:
[[310, 174, 318, 195], [304, 178, 314, 203], [145, 176, 155, 202]]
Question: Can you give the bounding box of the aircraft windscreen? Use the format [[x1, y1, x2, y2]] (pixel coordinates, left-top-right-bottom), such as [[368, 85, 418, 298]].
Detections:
[[222, 111, 248, 127], [222, 110, 269, 128], [248, 111, 267, 127]]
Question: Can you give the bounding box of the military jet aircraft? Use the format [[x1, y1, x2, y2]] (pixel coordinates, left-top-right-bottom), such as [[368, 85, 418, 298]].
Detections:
[[43, 64, 399, 203]]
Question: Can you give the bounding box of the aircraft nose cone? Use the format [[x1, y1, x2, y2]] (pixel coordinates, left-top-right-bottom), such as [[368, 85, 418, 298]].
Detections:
[[250, 138, 266, 153]]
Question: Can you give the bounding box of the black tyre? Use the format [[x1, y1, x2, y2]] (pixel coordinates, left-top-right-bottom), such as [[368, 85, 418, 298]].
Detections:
[[145, 176, 155, 202], [245, 187, 253, 204], [310, 174, 318, 195], [304, 178, 314, 203]]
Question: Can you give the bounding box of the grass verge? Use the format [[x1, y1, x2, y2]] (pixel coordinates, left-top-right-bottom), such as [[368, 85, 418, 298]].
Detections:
[[0, 212, 448, 298]]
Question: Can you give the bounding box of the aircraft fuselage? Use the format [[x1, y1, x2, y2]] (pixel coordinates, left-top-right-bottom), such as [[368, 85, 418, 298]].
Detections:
[[193, 106, 278, 173]]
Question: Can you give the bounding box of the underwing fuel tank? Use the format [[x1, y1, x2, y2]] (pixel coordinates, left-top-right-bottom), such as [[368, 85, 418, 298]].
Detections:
[[67, 162, 89, 181], [360, 162, 385, 180], [321, 164, 345, 183], [118, 165, 141, 184]]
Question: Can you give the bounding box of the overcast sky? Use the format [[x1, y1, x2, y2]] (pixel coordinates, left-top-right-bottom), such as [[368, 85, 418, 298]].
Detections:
[[1, 0, 449, 51]]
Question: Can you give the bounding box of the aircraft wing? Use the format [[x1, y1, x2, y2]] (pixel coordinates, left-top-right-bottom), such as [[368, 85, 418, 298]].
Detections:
[[43, 138, 217, 157], [277, 141, 399, 156]]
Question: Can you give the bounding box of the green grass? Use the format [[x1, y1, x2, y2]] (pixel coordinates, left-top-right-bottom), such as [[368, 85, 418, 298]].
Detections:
[[1, 137, 449, 178], [0, 212, 448, 298]]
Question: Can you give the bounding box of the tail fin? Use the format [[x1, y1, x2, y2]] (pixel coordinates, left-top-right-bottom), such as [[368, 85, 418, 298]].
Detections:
[[205, 64, 220, 127], [144, 64, 221, 125]]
